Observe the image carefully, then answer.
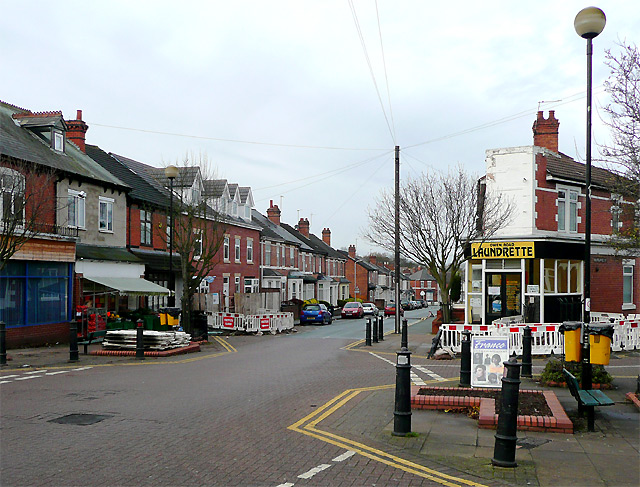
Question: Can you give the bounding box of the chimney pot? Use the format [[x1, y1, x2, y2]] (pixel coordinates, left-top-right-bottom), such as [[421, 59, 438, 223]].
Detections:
[[65, 109, 89, 153], [532, 110, 560, 153]]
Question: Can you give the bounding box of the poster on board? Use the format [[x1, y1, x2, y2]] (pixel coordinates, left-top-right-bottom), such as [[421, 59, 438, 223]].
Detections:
[[471, 336, 510, 388]]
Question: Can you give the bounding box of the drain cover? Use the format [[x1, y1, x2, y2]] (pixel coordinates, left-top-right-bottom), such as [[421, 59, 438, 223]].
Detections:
[[49, 414, 112, 425], [516, 437, 550, 450]]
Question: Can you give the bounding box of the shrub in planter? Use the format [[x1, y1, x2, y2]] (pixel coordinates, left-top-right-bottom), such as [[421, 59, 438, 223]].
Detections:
[[539, 359, 613, 386]]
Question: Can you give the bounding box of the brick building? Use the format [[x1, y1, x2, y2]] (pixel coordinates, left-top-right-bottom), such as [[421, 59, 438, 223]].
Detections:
[[464, 110, 638, 324]]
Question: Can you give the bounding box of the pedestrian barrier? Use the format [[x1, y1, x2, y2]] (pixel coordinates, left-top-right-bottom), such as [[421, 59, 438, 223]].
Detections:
[[492, 324, 564, 355], [207, 312, 293, 334], [440, 324, 493, 351], [590, 312, 625, 323]]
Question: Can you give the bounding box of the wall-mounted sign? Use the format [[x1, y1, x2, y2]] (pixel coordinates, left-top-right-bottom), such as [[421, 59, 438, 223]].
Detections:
[[471, 241, 535, 259], [526, 285, 539, 294], [471, 336, 509, 388], [594, 257, 607, 263]]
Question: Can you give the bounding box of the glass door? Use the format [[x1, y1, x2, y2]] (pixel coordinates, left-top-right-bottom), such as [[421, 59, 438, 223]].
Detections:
[[485, 273, 522, 323]]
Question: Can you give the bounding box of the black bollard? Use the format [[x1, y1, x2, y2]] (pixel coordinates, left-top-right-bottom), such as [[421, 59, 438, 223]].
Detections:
[[378, 315, 384, 341], [393, 347, 412, 436], [459, 331, 471, 387], [492, 358, 522, 468], [401, 318, 408, 349], [0, 321, 7, 366], [521, 326, 533, 378], [365, 318, 372, 346], [136, 319, 145, 360], [69, 320, 79, 362], [373, 316, 379, 343]]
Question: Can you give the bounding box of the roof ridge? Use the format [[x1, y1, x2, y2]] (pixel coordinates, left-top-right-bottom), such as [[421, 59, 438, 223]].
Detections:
[[12, 110, 63, 119]]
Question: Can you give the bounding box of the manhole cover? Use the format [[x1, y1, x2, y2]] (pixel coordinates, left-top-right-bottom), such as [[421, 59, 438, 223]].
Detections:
[[49, 414, 112, 425], [516, 437, 550, 450]]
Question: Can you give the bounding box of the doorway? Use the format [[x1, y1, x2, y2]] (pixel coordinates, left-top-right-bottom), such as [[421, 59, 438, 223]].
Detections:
[[486, 273, 521, 323]]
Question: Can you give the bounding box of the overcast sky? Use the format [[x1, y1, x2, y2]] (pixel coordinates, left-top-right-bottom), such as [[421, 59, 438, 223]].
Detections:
[[3, 1, 638, 256]]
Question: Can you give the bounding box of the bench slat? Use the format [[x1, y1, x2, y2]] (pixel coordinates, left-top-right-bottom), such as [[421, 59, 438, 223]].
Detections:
[[587, 389, 615, 406], [577, 390, 600, 407]]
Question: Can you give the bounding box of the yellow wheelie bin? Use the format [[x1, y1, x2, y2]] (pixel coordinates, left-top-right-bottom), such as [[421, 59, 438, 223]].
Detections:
[[559, 321, 582, 362], [587, 324, 614, 365]]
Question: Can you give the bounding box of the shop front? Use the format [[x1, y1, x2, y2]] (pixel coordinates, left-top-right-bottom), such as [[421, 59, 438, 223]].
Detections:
[[464, 240, 585, 325]]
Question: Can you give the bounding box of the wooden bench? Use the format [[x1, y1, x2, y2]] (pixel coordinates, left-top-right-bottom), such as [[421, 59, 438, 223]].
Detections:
[[563, 368, 614, 431], [78, 330, 107, 355]]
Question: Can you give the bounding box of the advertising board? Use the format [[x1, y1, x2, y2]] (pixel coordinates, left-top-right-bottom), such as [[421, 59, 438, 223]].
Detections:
[[471, 336, 509, 388]]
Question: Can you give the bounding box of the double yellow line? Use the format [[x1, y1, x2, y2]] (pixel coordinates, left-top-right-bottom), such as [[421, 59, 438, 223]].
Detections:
[[288, 384, 488, 487]]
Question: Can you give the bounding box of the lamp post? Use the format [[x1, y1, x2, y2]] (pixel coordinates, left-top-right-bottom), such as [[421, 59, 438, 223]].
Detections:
[[165, 165, 179, 307], [574, 7, 606, 392]]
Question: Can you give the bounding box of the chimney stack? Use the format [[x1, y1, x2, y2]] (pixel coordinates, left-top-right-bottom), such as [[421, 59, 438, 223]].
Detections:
[[369, 255, 377, 265], [65, 109, 89, 153], [348, 245, 356, 259], [298, 218, 310, 238], [532, 110, 560, 153], [322, 228, 331, 246], [266, 200, 281, 225]]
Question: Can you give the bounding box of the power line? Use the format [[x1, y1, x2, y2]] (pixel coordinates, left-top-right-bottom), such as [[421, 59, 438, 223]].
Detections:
[[375, 0, 396, 143], [348, 0, 395, 144], [90, 122, 388, 151]]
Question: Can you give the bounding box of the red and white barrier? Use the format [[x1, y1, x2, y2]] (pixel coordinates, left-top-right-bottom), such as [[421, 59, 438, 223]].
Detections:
[[207, 312, 294, 334]]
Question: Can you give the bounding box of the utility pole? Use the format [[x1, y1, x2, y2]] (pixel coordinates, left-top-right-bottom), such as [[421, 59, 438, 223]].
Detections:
[[395, 146, 401, 336]]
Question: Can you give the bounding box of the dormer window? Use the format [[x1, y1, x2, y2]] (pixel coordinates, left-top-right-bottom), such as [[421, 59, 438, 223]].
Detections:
[[53, 130, 65, 152]]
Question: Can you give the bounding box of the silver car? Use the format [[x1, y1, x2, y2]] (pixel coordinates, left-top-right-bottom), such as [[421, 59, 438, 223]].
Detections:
[[362, 302, 379, 316]]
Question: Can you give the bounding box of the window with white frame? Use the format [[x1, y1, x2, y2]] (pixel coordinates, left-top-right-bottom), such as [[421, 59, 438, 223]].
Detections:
[[99, 197, 114, 232], [247, 238, 253, 263], [234, 236, 241, 263], [623, 264, 634, 305], [244, 278, 259, 293], [265, 242, 271, 266], [0, 168, 25, 225], [276, 244, 281, 267], [223, 236, 230, 261], [611, 194, 622, 232], [235, 276, 241, 293], [194, 230, 203, 259], [53, 130, 65, 152], [290, 246, 294, 265], [558, 188, 578, 233], [67, 189, 85, 228], [140, 209, 152, 244]]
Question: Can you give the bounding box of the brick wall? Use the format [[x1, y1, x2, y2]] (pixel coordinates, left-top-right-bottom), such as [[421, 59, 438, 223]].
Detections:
[[6, 322, 70, 348], [12, 237, 75, 261], [591, 257, 626, 312]]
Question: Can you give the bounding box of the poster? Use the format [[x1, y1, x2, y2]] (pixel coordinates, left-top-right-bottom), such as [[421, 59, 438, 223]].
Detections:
[[471, 336, 509, 388]]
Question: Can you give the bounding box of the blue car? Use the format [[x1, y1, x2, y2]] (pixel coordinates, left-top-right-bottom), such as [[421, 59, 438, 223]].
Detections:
[[299, 303, 332, 325]]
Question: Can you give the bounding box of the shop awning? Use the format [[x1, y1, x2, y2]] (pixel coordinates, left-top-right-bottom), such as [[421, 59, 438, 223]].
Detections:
[[83, 276, 170, 296]]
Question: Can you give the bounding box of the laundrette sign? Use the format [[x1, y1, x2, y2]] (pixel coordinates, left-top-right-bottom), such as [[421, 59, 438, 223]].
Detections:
[[471, 241, 535, 259]]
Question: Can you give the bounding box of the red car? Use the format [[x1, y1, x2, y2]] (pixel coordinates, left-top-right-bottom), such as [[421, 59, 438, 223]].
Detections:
[[384, 303, 404, 317], [341, 301, 364, 318]]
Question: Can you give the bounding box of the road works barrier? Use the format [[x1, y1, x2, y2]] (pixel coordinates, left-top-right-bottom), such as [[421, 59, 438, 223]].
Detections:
[[207, 312, 294, 334], [439, 320, 639, 355]]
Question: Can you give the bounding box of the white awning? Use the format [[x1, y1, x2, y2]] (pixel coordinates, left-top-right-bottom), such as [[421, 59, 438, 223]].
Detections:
[[83, 276, 170, 296]]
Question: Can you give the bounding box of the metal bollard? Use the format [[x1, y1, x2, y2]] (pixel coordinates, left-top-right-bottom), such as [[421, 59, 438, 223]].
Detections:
[[393, 347, 412, 436], [0, 321, 7, 366], [136, 319, 145, 360], [401, 318, 408, 349], [521, 326, 533, 378], [459, 331, 471, 387], [365, 318, 372, 346], [373, 316, 379, 343], [69, 320, 79, 362], [492, 358, 522, 468], [378, 315, 384, 341]]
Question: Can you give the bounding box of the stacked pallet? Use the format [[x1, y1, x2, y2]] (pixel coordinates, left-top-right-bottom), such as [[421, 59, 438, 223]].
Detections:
[[102, 330, 192, 350]]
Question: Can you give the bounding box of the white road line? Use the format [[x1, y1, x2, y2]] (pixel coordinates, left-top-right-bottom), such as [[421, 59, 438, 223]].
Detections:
[[275, 483, 294, 487], [45, 371, 69, 375], [0, 375, 19, 379], [298, 464, 331, 479], [414, 365, 447, 381], [0, 381, 12, 384], [24, 370, 46, 375], [369, 352, 395, 365], [411, 371, 426, 386], [332, 450, 356, 462], [14, 375, 41, 380], [71, 367, 93, 371]]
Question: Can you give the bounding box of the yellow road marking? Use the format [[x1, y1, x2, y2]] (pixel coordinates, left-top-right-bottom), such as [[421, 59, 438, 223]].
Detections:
[[288, 382, 488, 487]]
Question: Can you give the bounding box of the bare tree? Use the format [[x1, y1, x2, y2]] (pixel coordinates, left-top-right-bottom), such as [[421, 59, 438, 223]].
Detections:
[[365, 165, 514, 322], [157, 155, 226, 335], [0, 159, 58, 270], [599, 41, 640, 253]]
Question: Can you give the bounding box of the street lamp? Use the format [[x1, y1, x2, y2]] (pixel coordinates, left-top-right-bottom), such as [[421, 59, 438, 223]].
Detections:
[[574, 7, 605, 394], [165, 165, 179, 307]]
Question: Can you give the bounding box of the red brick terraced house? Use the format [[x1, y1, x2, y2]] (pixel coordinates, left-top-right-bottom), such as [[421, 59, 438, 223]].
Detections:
[[464, 110, 639, 325]]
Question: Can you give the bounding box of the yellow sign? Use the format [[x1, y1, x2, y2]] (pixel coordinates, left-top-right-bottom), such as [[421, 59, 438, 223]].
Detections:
[[471, 241, 535, 259]]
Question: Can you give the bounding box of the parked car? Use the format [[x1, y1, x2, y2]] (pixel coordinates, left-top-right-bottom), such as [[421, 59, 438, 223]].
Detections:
[[341, 301, 364, 319], [400, 300, 411, 310], [299, 303, 332, 325], [362, 302, 379, 316], [384, 303, 404, 316]]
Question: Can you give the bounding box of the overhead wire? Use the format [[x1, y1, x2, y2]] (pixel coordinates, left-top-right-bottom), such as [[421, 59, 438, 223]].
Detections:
[[374, 0, 396, 143], [348, 0, 395, 144]]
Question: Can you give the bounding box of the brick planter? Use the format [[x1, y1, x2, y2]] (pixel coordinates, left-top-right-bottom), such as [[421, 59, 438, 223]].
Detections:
[[411, 386, 573, 434]]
